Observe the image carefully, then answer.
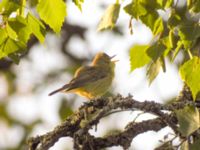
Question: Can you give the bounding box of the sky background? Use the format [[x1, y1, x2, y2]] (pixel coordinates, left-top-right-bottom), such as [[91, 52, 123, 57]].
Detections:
[[0, 0, 184, 149]]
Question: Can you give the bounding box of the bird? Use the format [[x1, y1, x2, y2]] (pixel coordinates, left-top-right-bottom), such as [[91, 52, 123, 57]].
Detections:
[[48, 52, 117, 99]]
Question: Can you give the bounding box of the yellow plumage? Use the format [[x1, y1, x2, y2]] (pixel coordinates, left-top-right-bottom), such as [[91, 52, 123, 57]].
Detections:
[[49, 52, 116, 99]]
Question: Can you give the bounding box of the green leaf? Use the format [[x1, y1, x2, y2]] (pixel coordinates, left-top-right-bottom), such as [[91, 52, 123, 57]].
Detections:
[[168, 12, 182, 29], [124, 0, 160, 31], [0, 28, 8, 45], [156, 0, 173, 8], [130, 44, 151, 72], [160, 36, 171, 49], [178, 23, 200, 48], [6, 23, 18, 40], [175, 106, 200, 136], [153, 17, 164, 35], [140, 0, 162, 9], [187, 0, 200, 13], [37, 0, 67, 33], [160, 37, 173, 56], [8, 15, 31, 43], [0, 16, 27, 60], [29, 0, 39, 7], [160, 56, 166, 72], [140, 10, 159, 31], [172, 41, 183, 61], [73, 0, 84, 11], [179, 23, 200, 40], [27, 13, 45, 43], [187, 0, 192, 9], [124, 0, 147, 19], [146, 58, 162, 85], [169, 29, 177, 49], [179, 56, 200, 99], [0, 0, 20, 15], [98, 4, 120, 31], [0, 38, 21, 59], [146, 42, 166, 61]]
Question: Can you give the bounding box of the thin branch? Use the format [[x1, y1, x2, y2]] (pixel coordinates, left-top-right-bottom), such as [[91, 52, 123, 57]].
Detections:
[[28, 94, 187, 150], [75, 117, 168, 149]]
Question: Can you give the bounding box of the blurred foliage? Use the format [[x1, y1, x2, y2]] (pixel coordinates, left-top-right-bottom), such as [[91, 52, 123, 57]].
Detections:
[[98, 3, 120, 31], [0, 1, 123, 149], [59, 98, 74, 121], [0, 0, 200, 99], [124, 0, 200, 100], [175, 105, 200, 137], [1, 0, 200, 149]]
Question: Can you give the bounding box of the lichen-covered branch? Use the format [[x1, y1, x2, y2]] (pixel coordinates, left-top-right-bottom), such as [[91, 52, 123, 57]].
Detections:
[[27, 94, 190, 150], [73, 117, 173, 149]]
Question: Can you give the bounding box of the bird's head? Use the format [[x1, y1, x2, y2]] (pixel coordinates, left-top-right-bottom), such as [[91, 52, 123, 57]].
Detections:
[[92, 52, 118, 68]]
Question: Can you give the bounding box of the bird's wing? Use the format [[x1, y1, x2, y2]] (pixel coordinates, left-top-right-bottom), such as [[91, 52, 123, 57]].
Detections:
[[48, 84, 70, 96], [66, 66, 107, 91], [48, 66, 107, 96]]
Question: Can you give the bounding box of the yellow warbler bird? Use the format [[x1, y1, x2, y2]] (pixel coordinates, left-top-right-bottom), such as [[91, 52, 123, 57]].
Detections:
[[49, 52, 117, 99]]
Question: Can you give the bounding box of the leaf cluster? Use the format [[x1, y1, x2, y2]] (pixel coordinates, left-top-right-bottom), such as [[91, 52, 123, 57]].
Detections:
[[95, 0, 200, 100], [125, 0, 200, 100], [95, 1, 200, 148], [0, 0, 66, 62]]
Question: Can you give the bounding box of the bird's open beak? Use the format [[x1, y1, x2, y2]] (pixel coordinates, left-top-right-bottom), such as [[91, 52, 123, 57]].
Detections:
[[110, 55, 119, 63], [110, 55, 116, 59]]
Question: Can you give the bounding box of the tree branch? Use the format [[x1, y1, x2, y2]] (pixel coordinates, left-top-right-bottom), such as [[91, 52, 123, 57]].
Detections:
[[27, 94, 188, 150]]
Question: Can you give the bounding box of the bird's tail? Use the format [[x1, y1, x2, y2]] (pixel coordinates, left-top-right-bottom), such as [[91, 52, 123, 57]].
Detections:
[[48, 84, 69, 96]]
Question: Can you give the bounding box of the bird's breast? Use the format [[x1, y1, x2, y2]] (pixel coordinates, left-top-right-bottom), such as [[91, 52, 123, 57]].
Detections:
[[74, 75, 113, 99]]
